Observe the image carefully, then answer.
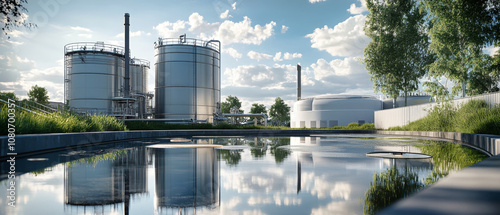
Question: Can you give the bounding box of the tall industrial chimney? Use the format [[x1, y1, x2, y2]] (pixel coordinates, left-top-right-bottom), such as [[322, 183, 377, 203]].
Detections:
[[297, 64, 301, 101], [124, 13, 130, 98]]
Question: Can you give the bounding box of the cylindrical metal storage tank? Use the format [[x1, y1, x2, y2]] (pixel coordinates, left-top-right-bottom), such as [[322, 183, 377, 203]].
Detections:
[[130, 58, 150, 118], [154, 37, 221, 122], [64, 42, 125, 114]]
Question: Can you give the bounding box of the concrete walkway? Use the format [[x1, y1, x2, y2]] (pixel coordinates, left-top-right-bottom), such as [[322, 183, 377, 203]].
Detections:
[[380, 154, 500, 215]]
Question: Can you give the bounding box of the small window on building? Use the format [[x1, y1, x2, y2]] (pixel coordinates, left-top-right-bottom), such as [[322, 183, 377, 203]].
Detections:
[[310, 121, 316, 128], [358, 120, 365, 125], [320, 120, 327, 128], [291, 122, 295, 128], [300, 121, 305, 128], [300, 137, 305, 143], [329, 120, 338, 127]]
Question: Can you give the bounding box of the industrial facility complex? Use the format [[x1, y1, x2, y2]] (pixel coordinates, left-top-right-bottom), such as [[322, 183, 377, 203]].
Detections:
[[290, 64, 433, 128], [63, 13, 432, 126]]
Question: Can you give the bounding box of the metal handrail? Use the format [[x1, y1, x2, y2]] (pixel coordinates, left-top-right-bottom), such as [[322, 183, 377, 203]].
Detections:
[[0, 98, 41, 115], [130, 58, 150, 68], [155, 37, 220, 51], [64, 42, 126, 55]]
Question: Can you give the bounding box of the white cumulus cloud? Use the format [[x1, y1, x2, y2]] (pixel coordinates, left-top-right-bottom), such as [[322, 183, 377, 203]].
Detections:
[[224, 47, 242, 59], [70, 26, 92, 32], [309, 0, 326, 3], [347, 0, 368, 14], [220, 10, 230, 19], [247, 51, 273, 61], [306, 15, 369, 57], [232, 2, 237, 10], [154, 13, 276, 45], [281, 25, 289, 34]]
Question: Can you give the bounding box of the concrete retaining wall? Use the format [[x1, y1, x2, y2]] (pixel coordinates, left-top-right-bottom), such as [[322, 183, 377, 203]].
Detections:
[[375, 91, 500, 129]]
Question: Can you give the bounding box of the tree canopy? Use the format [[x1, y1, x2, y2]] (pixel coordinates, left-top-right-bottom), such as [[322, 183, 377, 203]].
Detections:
[[269, 97, 290, 123], [220, 95, 242, 113], [27, 85, 49, 105], [424, 0, 500, 97], [0, 91, 19, 101], [364, 0, 431, 106], [1, 0, 36, 39], [249, 103, 267, 121]]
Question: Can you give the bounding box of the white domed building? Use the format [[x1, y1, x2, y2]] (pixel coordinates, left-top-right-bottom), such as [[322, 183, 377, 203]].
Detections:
[[290, 94, 383, 128]]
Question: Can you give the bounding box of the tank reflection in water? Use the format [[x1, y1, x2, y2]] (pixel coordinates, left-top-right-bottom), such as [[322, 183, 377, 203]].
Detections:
[[64, 146, 149, 214], [152, 146, 220, 214], [0, 136, 488, 215]]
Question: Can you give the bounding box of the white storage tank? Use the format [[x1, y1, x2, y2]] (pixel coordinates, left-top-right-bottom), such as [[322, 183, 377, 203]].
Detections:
[[64, 42, 125, 114], [291, 94, 382, 128], [154, 36, 221, 122], [130, 58, 150, 118]]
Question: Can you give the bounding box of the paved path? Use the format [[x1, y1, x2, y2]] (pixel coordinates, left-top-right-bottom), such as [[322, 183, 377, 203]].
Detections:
[[380, 154, 500, 215]]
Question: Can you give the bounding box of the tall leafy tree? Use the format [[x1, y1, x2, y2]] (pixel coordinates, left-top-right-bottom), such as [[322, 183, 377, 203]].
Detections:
[[249, 103, 267, 121], [269, 97, 290, 123], [27, 85, 49, 105], [364, 0, 431, 106], [1, 0, 36, 39], [424, 0, 500, 97], [220, 95, 242, 113], [0, 91, 19, 100]]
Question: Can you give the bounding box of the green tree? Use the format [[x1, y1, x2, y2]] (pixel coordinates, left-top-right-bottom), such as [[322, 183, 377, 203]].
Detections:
[[364, 0, 431, 106], [269, 97, 290, 123], [27, 85, 49, 105], [0, 91, 19, 100], [424, 0, 500, 97], [1, 0, 36, 39], [249, 103, 267, 121], [220, 95, 242, 113]]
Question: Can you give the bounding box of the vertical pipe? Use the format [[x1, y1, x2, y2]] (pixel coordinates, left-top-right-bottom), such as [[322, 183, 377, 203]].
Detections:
[[124, 13, 130, 98], [297, 64, 301, 101]]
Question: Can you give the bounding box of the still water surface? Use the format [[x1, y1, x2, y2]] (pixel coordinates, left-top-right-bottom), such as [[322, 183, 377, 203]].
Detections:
[[0, 135, 487, 215]]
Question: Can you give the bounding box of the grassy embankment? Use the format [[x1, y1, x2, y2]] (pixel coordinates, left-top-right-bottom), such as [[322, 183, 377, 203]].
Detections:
[[0, 104, 127, 135], [389, 100, 500, 135]]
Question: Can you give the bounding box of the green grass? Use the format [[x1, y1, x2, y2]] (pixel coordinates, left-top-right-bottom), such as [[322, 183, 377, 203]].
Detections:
[[0, 104, 127, 135], [389, 100, 500, 135]]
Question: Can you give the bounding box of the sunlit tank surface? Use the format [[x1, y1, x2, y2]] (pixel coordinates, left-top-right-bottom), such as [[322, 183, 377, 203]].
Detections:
[[154, 37, 220, 122], [291, 94, 383, 128], [130, 58, 150, 117], [64, 42, 125, 114]]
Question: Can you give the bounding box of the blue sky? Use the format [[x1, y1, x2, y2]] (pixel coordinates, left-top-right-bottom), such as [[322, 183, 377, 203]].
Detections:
[[1, 0, 374, 112]]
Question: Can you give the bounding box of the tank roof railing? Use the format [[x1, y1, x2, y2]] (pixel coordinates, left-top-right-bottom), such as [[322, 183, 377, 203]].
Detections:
[[130, 58, 150, 68], [64, 42, 127, 56], [155, 37, 220, 52]]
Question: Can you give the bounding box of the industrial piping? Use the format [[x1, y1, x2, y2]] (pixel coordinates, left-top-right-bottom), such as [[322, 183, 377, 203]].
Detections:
[[124, 13, 130, 98], [297, 64, 301, 101]]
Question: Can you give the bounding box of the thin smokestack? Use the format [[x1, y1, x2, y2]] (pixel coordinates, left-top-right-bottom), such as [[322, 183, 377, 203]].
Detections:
[[297, 64, 301, 101], [124, 13, 130, 98]]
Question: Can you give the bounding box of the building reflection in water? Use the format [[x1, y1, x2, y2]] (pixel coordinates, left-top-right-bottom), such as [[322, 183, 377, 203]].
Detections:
[[153, 145, 220, 215], [64, 146, 149, 214]]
